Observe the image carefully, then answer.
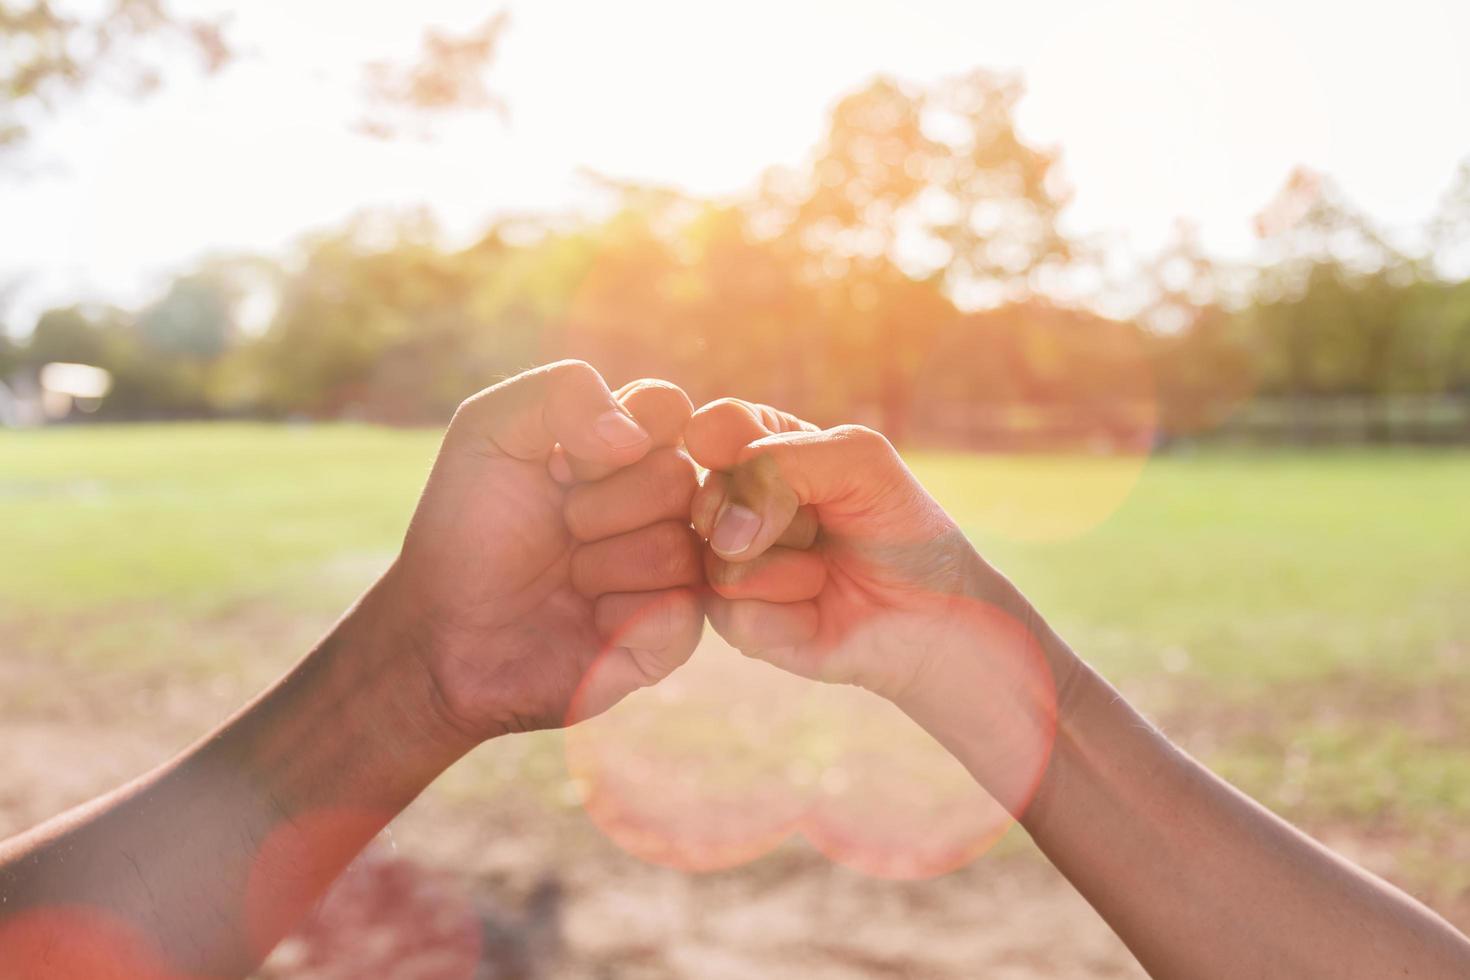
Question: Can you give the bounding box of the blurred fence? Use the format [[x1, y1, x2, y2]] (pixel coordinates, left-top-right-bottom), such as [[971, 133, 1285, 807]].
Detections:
[[1211, 397, 1470, 446], [907, 397, 1470, 450]]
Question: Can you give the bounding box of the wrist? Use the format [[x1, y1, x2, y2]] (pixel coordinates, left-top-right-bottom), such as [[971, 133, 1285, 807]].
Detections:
[[1016, 654, 1136, 840], [895, 596, 1082, 819], [333, 570, 488, 766], [172, 586, 478, 968], [234, 571, 483, 825]]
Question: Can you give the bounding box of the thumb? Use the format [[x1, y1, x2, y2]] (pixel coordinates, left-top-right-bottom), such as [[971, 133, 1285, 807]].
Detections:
[[448, 360, 650, 466], [551, 378, 693, 484], [707, 424, 905, 562]]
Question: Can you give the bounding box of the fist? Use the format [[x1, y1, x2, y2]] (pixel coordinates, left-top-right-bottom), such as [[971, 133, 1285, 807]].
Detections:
[[379, 362, 704, 742], [685, 398, 1061, 809]]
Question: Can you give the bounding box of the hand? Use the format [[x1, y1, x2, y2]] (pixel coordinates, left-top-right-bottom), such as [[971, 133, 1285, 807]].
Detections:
[[685, 399, 1068, 808], [378, 361, 703, 743]]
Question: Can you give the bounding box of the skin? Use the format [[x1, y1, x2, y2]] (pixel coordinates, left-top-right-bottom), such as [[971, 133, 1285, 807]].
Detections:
[[0, 362, 703, 978], [686, 396, 1470, 980]]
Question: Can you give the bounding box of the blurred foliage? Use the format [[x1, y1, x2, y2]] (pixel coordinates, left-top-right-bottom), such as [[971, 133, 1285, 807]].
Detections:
[[0, 0, 231, 149], [0, 331, 18, 378], [356, 12, 509, 140], [4, 65, 1470, 441]]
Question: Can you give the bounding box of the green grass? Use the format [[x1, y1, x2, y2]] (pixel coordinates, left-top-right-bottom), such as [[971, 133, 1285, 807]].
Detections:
[[3, 425, 1469, 847], [4, 426, 1467, 685], [920, 449, 1470, 685], [1, 423, 436, 613]]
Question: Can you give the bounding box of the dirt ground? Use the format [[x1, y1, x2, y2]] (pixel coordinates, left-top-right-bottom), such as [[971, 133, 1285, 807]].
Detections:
[[3, 644, 1465, 979], [0, 646, 1156, 980]]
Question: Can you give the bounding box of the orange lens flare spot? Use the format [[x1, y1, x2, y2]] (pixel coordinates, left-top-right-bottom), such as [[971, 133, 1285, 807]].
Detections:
[[930, 452, 1152, 543], [566, 599, 1056, 879], [911, 310, 1159, 542], [567, 645, 813, 873], [798, 685, 1015, 880], [0, 905, 186, 980], [269, 850, 481, 979], [243, 805, 394, 961]]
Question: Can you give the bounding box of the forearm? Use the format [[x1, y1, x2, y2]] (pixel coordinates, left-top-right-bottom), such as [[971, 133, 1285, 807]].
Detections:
[[0, 577, 473, 977], [1014, 642, 1470, 978]]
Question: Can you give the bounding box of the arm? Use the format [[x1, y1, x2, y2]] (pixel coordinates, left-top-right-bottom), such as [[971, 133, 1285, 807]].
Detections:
[[1016, 649, 1470, 978], [684, 398, 1470, 980], [0, 363, 705, 978], [0, 583, 468, 978]]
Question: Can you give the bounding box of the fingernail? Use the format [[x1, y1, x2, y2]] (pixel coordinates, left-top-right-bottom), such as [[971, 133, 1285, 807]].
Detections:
[[594, 410, 648, 449], [711, 504, 761, 556]]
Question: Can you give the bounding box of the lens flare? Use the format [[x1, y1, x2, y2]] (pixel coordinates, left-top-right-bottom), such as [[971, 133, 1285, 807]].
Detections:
[[797, 683, 1015, 880], [245, 805, 395, 962], [566, 641, 812, 872], [912, 308, 1159, 542], [0, 905, 183, 980], [565, 598, 1055, 878], [272, 848, 482, 979]]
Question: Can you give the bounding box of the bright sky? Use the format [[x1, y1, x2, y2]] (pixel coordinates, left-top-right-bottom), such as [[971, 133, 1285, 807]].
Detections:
[[4, 0, 1469, 332]]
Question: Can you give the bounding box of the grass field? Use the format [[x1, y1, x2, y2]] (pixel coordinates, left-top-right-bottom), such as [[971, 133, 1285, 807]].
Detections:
[[6, 425, 1467, 680], [3, 424, 1469, 974]]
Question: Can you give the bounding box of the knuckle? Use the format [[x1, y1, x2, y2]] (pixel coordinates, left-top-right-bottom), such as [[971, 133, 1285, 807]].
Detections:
[[688, 397, 753, 440], [831, 423, 890, 453], [449, 387, 492, 429], [624, 378, 692, 409], [448, 366, 550, 439], [543, 359, 603, 400], [547, 357, 596, 380], [831, 424, 898, 467], [695, 396, 748, 420], [755, 403, 787, 430]]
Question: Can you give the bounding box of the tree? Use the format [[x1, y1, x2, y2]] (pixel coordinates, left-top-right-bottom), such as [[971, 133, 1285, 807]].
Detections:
[[1245, 168, 1429, 440], [784, 71, 1071, 292], [1426, 160, 1470, 397], [1428, 158, 1470, 279], [0, 330, 21, 380], [26, 305, 109, 366], [356, 12, 510, 140], [1, 0, 231, 151], [766, 70, 1074, 441], [250, 213, 558, 421], [1138, 222, 1256, 436], [136, 275, 233, 360]]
